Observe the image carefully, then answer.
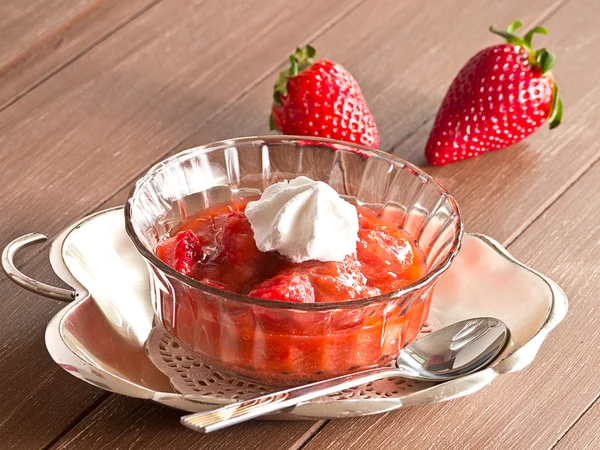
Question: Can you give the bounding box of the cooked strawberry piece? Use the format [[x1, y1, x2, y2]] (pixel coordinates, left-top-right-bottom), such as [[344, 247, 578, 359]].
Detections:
[[357, 226, 417, 289], [216, 211, 259, 264], [156, 229, 204, 276], [306, 256, 380, 301], [197, 211, 281, 293], [159, 202, 424, 301], [248, 272, 315, 303], [249, 255, 381, 306]]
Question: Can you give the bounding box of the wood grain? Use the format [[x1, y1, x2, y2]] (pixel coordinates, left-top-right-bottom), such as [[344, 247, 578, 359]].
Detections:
[[0, 0, 359, 254], [1, 0, 598, 448], [0, 270, 108, 449], [0, 1, 359, 448], [555, 398, 600, 449], [92, 0, 569, 237], [300, 162, 600, 450], [0, 0, 93, 64], [31, 0, 583, 448], [51, 396, 323, 450], [0, 0, 159, 108]]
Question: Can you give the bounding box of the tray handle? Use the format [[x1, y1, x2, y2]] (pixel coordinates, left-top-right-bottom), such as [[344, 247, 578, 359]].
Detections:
[[2, 233, 77, 303]]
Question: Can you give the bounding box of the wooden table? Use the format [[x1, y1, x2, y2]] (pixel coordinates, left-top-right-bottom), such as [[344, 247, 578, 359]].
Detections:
[[1, 0, 598, 448]]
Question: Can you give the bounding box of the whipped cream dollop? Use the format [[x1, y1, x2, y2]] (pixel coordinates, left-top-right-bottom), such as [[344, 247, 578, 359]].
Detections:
[[245, 176, 359, 263]]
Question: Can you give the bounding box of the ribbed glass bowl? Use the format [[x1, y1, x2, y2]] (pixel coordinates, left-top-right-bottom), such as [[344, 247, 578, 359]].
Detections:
[[125, 136, 463, 386]]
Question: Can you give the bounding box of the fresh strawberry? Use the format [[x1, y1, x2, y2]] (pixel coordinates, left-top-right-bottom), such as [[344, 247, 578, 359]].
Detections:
[[270, 45, 380, 148], [156, 229, 204, 276], [425, 21, 562, 165]]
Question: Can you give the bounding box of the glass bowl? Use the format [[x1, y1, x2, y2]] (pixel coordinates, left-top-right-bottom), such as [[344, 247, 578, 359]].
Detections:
[[125, 136, 463, 386]]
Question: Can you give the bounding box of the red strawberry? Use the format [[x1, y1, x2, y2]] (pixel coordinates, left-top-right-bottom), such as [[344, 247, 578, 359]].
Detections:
[[270, 45, 380, 148], [425, 21, 562, 165]]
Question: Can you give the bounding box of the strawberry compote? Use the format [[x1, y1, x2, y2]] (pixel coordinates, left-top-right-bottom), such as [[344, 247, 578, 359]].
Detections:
[[155, 199, 431, 385]]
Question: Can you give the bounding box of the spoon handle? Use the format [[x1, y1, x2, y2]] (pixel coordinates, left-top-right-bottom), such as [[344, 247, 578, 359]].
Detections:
[[181, 366, 400, 433]]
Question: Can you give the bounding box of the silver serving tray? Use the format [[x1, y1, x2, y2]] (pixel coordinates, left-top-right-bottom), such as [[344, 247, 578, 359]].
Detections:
[[2, 207, 567, 418]]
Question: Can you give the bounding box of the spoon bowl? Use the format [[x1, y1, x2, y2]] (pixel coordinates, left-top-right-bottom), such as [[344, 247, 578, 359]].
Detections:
[[394, 317, 508, 381], [181, 317, 508, 433]]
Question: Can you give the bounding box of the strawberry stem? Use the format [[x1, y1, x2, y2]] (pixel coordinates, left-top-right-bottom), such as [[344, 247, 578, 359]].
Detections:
[[523, 26, 548, 48], [490, 20, 526, 47], [490, 21, 552, 69]]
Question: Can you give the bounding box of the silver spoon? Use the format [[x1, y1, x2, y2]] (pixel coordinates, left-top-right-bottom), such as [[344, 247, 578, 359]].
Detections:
[[181, 317, 508, 433]]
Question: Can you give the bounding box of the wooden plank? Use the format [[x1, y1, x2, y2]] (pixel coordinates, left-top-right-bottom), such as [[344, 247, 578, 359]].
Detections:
[[555, 399, 600, 450], [0, 0, 93, 64], [0, 267, 109, 449], [300, 163, 600, 448], [51, 396, 324, 450], [0, 1, 360, 448], [0, 0, 159, 108], [0, 0, 359, 252]]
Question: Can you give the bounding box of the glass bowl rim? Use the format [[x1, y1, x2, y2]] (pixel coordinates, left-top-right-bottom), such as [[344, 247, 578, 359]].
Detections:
[[124, 135, 464, 311]]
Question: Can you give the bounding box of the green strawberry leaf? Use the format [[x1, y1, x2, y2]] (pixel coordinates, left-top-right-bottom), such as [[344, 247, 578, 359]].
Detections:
[[289, 54, 299, 77], [273, 91, 282, 107], [490, 21, 552, 60], [548, 84, 562, 129], [536, 49, 557, 74]]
